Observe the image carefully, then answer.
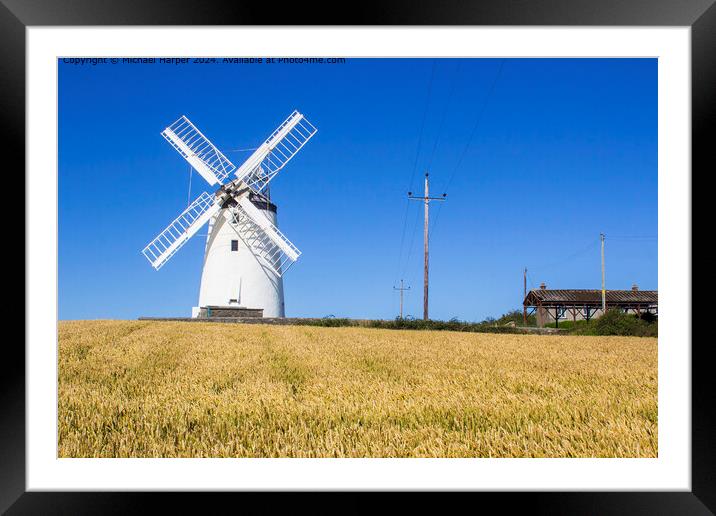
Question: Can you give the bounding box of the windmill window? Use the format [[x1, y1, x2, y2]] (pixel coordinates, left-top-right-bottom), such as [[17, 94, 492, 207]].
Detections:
[[231, 240, 239, 252]]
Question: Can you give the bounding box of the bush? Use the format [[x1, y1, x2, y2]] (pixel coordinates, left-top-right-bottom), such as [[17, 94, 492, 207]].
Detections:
[[295, 317, 527, 334], [638, 311, 658, 324], [493, 309, 537, 327], [572, 310, 657, 337], [296, 318, 353, 327], [291, 310, 657, 337]]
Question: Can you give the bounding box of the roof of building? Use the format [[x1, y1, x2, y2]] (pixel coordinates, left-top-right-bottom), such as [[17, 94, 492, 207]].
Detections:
[[524, 289, 657, 306]]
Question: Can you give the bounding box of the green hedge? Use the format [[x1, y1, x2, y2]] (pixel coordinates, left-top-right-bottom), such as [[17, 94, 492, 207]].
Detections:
[[568, 310, 658, 337], [294, 309, 656, 337], [293, 317, 528, 334]]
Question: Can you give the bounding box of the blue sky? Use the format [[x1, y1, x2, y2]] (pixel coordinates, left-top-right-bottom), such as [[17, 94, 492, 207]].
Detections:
[[58, 58, 657, 321]]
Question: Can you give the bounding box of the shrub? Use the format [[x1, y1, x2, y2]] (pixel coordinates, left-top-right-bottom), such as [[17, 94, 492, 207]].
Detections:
[[493, 309, 537, 327], [304, 317, 527, 334], [572, 310, 657, 337], [296, 318, 352, 327], [291, 310, 657, 336]]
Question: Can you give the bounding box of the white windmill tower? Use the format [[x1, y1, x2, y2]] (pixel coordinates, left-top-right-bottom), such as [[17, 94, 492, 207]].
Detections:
[[141, 110, 317, 318]]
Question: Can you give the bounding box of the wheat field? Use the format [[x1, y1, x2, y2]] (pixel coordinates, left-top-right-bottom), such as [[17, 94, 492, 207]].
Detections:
[[58, 320, 657, 458]]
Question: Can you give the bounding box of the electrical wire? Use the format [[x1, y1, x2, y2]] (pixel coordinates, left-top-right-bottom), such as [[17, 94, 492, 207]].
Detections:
[[395, 59, 438, 282], [607, 235, 657, 240], [526, 271, 537, 290], [421, 60, 461, 246], [401, 200, 423, 279], [524, 234, 656, 291], [408, 59, 438, 194], [427, 60, 461, 172], [430, 59, 506, 237], [528, 239, 600, 273], [443, 58, 506, 195]]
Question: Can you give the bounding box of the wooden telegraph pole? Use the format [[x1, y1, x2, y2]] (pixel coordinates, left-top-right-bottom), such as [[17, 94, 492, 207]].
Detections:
[[408, 172, 446, 321], [523, 267, 528, 325], [600, 233, 606, 312], [393, 279, 411, 319]]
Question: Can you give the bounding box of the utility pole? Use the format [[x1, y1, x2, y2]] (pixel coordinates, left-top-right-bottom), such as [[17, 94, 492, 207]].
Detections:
[[393, 279, 411, 319], [408, 172, 446, 321], [523, 267, 528, 325], [600, 233, 606, 311]]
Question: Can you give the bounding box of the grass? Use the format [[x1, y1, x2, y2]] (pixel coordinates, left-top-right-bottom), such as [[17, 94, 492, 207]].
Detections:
[[58, 320, 657, 458]]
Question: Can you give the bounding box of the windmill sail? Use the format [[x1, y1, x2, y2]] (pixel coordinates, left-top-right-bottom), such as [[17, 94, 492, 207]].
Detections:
[[225, 196, 301, 277], [145, 110, 316, 292], [234, 110, 317, 193], [162, 116, 236, 186], [142, 191, 221, 270]]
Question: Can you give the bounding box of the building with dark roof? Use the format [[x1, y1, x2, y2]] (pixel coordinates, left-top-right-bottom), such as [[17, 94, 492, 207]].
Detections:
[[523, 283, 657, 327]]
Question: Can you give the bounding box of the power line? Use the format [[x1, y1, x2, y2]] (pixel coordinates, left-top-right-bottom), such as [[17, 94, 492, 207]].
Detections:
[[430, 59, 506, 237], [401, 201, 423, 279], [427, 60, 461, 171], [395, 59, 438, 281], [408, 59, 438, 194], [443, 58, 506, 195], [419, 60, 460, 248], [607, 235, 657, 240], [526, 271, 537, 290], [525, 233, 656, 293], [528, 238, 600, 273], [396, 200, 415, 281]]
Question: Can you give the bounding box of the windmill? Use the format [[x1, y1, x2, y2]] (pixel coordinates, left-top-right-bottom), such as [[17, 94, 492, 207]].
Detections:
[[141, 110, 317, 318]]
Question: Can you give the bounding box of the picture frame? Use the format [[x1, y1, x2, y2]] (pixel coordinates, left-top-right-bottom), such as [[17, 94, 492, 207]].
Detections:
[[4, 0, 709, 512]]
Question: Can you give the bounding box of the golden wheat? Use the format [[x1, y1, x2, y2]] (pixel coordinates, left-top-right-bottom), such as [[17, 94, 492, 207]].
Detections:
[[58, 320, 657, 458]]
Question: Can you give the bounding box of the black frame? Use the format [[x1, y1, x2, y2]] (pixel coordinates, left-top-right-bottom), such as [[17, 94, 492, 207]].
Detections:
[[4, 0, 709, 513]]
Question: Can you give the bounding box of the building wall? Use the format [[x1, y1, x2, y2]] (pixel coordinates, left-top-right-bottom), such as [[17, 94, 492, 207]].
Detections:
[[535, 306, 654, 327], [195, 206, 285, 318], [536, 307, 606, 326], [198, 307, 263, 318]]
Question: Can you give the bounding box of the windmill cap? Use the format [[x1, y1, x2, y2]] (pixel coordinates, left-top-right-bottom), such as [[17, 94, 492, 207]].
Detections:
[[248, 192, 277, 213]]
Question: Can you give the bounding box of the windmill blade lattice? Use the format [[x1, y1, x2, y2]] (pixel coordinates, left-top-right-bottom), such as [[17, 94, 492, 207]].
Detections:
[[162, 116, 236, 186], [142, 191, 221, 270], [234, 110, 317, 193], [225, 196, 302, 277], [143, 110, 315, 273]]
